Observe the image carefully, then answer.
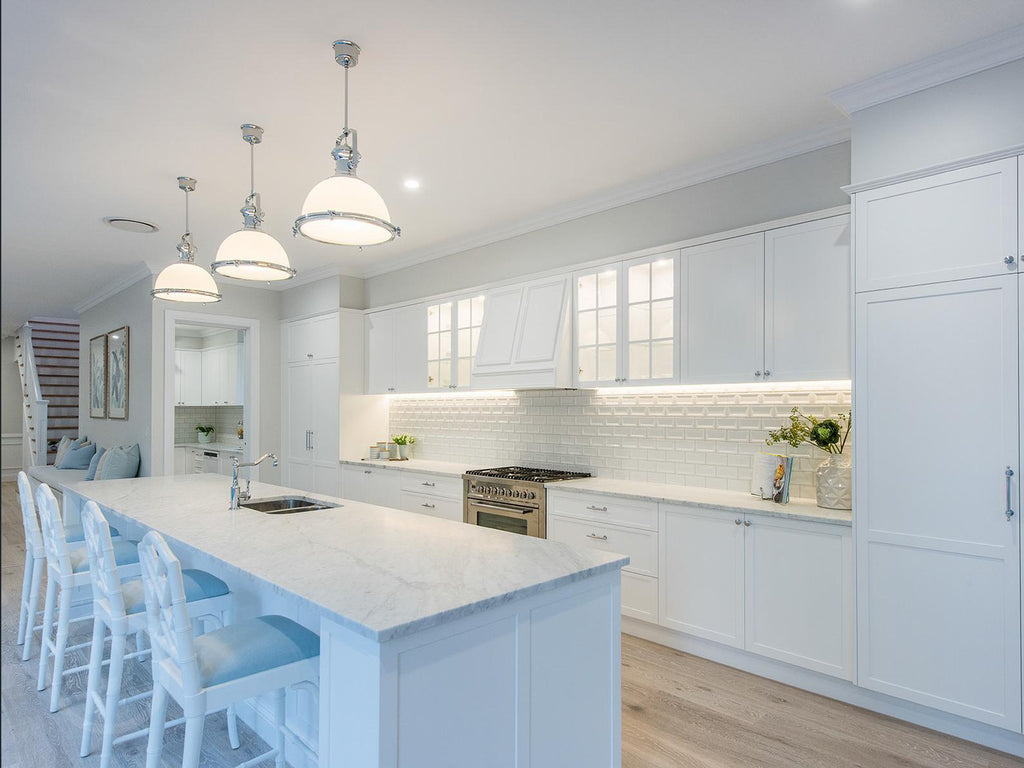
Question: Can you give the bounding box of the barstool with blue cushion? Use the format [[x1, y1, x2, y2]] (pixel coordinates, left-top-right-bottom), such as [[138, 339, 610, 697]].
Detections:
[[35, 483, 140, 713], [15, 471, 119, 661], [140, 531, 319, 768], [79, 501, 235, 768]]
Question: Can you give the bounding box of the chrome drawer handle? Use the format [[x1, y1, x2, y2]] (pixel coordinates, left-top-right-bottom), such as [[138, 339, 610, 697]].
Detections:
[[421, 503, 436, 509], [1005, 255, 1016, 265], [744, 520, 751, 527], [586, 505, 608, 512], [422, 482, 435, 487], [1007, 467, 1016, 522], [586, 533, 608, 541], [734, 518, 742, 525], [363, 470, 371, 474]]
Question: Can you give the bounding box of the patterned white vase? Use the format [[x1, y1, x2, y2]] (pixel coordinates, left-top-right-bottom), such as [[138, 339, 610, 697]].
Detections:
[[815, 453, 852, 510]]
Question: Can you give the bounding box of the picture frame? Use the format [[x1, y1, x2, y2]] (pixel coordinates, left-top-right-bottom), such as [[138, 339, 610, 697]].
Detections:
[[106, 326, 129, 420], [89, 333, 107, 418]]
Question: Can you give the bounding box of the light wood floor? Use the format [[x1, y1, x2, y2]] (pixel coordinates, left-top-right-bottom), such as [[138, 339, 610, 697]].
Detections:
[[2, 481, 1021, 767]]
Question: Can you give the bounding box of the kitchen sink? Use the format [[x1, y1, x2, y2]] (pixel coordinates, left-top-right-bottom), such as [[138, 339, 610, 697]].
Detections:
[[240, 496, 339, 514]]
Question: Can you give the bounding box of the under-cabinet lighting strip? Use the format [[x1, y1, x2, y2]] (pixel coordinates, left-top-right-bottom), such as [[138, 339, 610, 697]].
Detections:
[[386, 380, 851, 400]]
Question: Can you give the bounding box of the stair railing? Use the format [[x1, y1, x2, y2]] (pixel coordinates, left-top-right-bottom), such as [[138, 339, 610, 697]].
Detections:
[[16, 325, 48, 466]]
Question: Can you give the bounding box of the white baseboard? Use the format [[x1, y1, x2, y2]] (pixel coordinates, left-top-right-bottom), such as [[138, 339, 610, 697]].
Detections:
[[1, 432, 23, 481], [622, 617, 1024, 759]]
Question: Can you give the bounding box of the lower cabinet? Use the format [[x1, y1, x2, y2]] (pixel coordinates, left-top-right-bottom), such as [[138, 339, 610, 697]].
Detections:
[[399, 491, 462, 522], [660, 502, 853, 680], [174, 446, 187, 475], [340, 464, 401, 508]]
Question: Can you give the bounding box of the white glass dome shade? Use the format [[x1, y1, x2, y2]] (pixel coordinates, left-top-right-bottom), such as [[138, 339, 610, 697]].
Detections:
[[151, 262, 222, 303], [296, 174, 398, 246], [213, 229, 295, 281]]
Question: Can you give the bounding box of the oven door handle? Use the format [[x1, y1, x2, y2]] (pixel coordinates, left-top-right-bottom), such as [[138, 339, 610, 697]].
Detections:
[[471, 501, 535, 515]]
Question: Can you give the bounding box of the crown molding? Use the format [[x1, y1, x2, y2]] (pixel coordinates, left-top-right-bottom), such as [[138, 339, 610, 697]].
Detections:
[[73, 262, 152, 314], [360, 122, 851, 279], [842, 143, 1024, 195], [829, 25, 1024, 116]]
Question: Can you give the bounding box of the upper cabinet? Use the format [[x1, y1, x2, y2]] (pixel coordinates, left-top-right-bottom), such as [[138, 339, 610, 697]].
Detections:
[[173, 349, 202, 406], [366, 305, 428, 394], [471, 275, 572, 389], [286, 313, 340, 362], [854, 157, 1018, 292], [680, 215, 851, 384], [575, 252, 678, 387], [201, 343, 242, 405], [425, 295, 485, 390]]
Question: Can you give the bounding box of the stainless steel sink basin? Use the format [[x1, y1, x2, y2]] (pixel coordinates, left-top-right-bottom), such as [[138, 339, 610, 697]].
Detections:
[[240, 496, 339, 514]]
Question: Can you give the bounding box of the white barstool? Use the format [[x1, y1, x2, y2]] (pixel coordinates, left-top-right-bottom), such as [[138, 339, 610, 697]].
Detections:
[[79, 501, 236, 768], [15, 471, 120, 661], [140, 531, 320, 768], [35, 483, 141, 713]]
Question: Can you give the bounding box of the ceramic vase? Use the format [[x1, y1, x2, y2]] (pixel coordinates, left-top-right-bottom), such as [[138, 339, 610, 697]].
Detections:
[[398, 444, 410, 460], [815, 453, 852, 510], [197, 432, 214, 444]]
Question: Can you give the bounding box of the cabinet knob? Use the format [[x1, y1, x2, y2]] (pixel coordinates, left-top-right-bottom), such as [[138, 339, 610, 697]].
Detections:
[[307, 353, 313, 359], [754, 370, 762, 378], [363, 469, 372, 474], [734, 518, 742, 525], [763, 370, 771, 378], [744, 520, 752, 527], [1005, 255, 1017, 265]]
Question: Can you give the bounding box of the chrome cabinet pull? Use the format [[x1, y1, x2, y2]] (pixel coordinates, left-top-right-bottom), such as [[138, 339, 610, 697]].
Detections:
[[586, 533, 608, 541], [1005, 255, 1016, 265], [422, 481, 435, 487], [1007, 466, 1016, 522], [743, 520, 751, 527], [421, 502, 436, 509], [763, 370, 771, 378], [754, 370, 762, 378], [586, 505, 608, 512], [734, 518, 742, 525], [309, 430, 314, 451], [363, 469, 371, 475]]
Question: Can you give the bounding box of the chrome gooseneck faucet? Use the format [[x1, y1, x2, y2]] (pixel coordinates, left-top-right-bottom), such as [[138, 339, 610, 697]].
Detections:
[[230, 453, 278, 509]]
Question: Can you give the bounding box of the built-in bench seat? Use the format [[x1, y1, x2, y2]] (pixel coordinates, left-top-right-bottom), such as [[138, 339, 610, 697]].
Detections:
[[26, 465, 89, 505]]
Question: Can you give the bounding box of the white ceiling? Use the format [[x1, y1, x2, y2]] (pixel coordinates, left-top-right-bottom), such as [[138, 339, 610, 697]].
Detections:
[[2, 1, 1023, 329]]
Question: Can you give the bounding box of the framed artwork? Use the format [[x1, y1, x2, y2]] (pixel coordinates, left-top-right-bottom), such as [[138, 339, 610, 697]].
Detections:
[[106, 326, 129, 420], [89, 334, 107, 418]]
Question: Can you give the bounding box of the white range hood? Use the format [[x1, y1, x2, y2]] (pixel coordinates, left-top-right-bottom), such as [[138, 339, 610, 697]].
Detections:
[[471, 274, 574, 389]]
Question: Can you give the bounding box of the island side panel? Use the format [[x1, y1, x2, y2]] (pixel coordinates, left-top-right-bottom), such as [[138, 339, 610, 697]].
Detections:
[[319, 569, 623, 768]]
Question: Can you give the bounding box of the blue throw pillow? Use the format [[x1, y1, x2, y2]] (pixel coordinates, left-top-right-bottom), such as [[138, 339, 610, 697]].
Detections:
[[54, 435, 86, 466], [94, 443, 140, 480], [56, 441, 96, 470], [85, 447, 106, 480]]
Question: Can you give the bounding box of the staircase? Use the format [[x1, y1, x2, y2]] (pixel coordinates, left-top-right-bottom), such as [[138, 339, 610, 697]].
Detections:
[[16, 317, 80, 465]]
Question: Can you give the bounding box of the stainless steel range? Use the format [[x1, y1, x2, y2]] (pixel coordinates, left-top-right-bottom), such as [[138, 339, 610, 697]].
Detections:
[[463, 466, 591, 538]]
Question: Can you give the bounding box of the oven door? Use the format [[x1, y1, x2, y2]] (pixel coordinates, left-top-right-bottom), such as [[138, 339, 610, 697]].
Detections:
[[465, 498, 545, 538]]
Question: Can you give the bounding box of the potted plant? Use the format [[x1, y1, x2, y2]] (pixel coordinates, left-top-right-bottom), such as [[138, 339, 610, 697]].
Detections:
[[392, 434, 416, 460], [195, 424, 216, 444], [766, 408, 852, 510]]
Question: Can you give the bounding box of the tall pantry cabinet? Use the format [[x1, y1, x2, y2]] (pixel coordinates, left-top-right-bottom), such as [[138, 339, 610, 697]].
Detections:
[[282, 311, 341, 496], [852, 156, 1022, 732]]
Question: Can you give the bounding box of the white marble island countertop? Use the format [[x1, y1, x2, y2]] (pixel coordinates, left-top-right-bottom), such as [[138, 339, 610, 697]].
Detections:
[[64, 474, 627, 642]]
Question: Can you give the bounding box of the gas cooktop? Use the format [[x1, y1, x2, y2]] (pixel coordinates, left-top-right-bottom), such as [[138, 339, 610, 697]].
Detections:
[[465, 466, 591, 484]]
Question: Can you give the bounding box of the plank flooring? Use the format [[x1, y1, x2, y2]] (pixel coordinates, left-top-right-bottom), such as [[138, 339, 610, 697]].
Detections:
[[1, 480, 1021, 767]]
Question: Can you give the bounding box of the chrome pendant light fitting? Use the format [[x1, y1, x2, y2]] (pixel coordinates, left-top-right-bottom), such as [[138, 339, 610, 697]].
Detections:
[[212, 124, 297, 282], [293, 40, 400, 247], [151, 177, 222, 303]]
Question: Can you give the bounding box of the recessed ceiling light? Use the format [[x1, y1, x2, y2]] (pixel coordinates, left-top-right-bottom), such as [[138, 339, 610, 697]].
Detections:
[[103, 217, 159, 234], [403, 178, 421, 190]]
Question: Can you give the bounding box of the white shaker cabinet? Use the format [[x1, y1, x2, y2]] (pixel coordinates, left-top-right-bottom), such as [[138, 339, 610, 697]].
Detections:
[[365, 306, 428, 394], [744, 515, 853, 679], [201, 344, 242, 406], [286, 313, 340, 363], [660, 504, 745, 647], [853, 157, 1018, 292], [764, 216, 851, 381], [680, 234, 765, 384], [173, 349, 202, 406], [855, 276, 1021, 729], [340, 464, 400, 508]]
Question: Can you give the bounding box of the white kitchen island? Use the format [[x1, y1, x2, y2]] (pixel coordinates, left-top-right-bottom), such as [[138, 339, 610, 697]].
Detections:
[[62, 474, 627, 768]]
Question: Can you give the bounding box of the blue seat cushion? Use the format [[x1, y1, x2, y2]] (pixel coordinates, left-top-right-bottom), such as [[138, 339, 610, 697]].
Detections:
[[193, 615, 319, 688], [121, 569, 230, 616], [69, 539, 140, 572], [64, 523, 119, 544]]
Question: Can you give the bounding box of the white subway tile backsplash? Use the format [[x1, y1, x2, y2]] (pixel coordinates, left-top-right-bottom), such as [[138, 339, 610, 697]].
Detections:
[[388, 386, 851, 501]]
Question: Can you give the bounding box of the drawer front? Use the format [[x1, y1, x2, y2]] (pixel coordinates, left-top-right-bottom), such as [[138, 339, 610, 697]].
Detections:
[[547, 515, 657, 576], [622, 571, 658, 623], [400, 491, 463, 523], [399, 471, 462, 499], [547, 490, 657, 531]]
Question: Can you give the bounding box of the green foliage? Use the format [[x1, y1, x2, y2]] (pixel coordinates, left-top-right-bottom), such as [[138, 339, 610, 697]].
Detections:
[[195, 424, 215, 435], [391, 434, 416, 446], [766, 408, 850, 455]]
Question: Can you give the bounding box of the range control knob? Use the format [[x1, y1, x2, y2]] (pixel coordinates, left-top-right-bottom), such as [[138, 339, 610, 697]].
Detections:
[[512, 489, 521, 498], [528, 491, 536, 499]]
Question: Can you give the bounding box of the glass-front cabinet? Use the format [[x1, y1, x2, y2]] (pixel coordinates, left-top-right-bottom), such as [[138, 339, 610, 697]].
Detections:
[[575, 250, 679, 387], [425, 294, 485, 390]]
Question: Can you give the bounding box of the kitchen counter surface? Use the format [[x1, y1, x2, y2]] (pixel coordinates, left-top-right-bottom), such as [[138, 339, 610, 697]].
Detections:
[[176, 441, 245, 452], [64, 474, 627, 642], [340, 457, 469, 477], [550, 477, 852, 526]]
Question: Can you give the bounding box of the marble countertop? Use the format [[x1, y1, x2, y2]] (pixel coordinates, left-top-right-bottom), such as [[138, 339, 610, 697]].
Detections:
[[64, 474, 627, 643], [549, 477, 852, 526], [340, 457, 469, 477], [176, 442, 245, 453]]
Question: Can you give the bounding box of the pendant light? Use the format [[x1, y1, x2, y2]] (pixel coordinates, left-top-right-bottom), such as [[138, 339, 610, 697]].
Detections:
[[212, 124, 296, 281], [293, 40, 400, 246], [151, 177, 222, 303]]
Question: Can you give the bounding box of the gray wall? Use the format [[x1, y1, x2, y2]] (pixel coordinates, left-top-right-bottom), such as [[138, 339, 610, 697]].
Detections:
[[151, 282, 283, 482], [365, 142, 851, 308], [1, 337, 22, 433], [78, 276, 154, 475], [850, 59, 1024, 184], [280, 274, 367, 319]]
